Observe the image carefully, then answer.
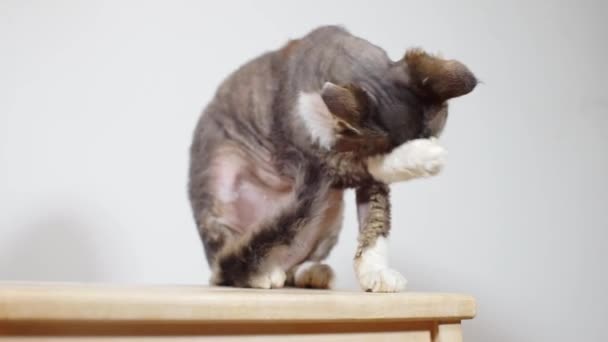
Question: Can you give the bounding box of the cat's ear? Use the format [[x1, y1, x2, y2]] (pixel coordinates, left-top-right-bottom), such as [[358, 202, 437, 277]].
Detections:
[[296, 83, 364, 150], [392, 48, 477, 102], [296, 82, 382, 151], [320, 82, 391, 154], [320, 82, 370, 124]]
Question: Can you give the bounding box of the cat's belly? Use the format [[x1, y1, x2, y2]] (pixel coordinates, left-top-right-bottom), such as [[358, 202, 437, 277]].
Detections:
[[210, 144, 295, 233]]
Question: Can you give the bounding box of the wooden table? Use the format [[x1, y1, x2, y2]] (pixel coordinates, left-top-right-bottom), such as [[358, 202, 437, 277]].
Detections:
[[0, 282, 475, 341]]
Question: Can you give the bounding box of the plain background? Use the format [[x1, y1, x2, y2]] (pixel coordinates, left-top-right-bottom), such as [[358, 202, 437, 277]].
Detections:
[[1, 1, 607, 340]]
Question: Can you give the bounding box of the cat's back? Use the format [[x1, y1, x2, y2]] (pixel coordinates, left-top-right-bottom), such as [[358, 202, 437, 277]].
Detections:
[[197, 47, 288, 141]]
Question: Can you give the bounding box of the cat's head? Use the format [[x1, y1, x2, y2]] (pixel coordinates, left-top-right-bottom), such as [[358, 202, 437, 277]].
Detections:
[[320, 48, 477, 149]]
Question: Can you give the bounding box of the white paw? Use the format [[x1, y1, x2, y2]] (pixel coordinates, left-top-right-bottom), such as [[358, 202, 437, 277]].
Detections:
[[248, 266, 286, 289], [355, 237, 407, 292], [411, 138, 446, 176], [357, 267, 407, 293], [367, 138, 446, 183], [294, 262, 335, 289]]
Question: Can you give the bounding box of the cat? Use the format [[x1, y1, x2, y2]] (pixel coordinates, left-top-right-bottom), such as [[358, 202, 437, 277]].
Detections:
[[188, 26, 476, 292]]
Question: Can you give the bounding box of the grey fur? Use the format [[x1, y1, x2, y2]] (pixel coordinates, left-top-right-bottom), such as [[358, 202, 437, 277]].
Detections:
[[188, 26, 476, 288]]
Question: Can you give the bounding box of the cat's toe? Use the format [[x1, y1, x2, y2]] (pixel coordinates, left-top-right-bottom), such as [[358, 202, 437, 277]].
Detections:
[[357, 268, 407, 293], [269, 267, 287, 288], [294, 263, 335, 289], [409, 139, 446, 176], [423, 151, 445, 175], [249, 267, 286, 289]]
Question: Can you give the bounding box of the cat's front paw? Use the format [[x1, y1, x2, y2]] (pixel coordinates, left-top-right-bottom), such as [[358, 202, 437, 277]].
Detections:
[[411, 138, 446, 176], [357, 267, 407, 293], [367, 138, 446, 183], [248, 266, 286, 289]]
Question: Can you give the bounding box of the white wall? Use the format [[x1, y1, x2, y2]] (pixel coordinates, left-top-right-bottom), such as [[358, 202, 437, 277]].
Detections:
[[1, 1, 606, 340]]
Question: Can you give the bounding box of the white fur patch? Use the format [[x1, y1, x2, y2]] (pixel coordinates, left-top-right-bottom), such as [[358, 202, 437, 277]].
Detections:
[[366, 138, 446, 184], [355, 237, 407, 292], [249, 265, 286, 289], [296, 92, 336, 149]]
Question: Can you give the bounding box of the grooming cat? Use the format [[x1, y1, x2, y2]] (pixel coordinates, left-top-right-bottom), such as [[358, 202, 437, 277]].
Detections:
[[188, 26, 476, 292]]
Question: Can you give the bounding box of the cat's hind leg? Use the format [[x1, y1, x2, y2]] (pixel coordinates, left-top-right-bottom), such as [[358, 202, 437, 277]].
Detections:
[[210, 229, 289, 289], [211, 163, 330, 289], [286, 191, 343, 289]]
